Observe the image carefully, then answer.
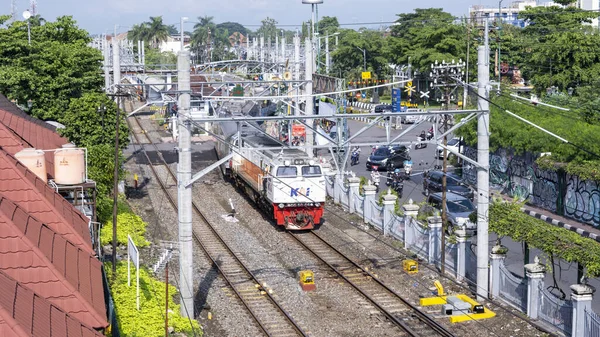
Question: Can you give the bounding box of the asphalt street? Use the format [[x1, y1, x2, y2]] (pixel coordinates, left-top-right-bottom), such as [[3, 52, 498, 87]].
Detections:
[[336, 115, 600, 312]]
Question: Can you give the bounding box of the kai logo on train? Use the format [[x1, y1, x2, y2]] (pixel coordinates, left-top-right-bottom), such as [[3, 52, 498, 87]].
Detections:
[[290, 187, 311, 197]]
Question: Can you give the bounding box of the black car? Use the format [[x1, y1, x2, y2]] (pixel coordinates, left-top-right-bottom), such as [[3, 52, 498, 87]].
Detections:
[[423, 170, 473, 199], [366, 145, 411, 171], [373, 104, 393, 113]]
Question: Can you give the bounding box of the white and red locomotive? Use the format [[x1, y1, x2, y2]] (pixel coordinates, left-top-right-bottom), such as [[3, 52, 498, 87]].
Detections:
[[213, 114, 325, 230]]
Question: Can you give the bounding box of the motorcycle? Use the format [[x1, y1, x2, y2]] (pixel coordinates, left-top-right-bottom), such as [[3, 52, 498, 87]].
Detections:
[[403, 160, 413, 180], [350, 148, 361, 166], [391, 179, 404, 197], [415, 132, 428, 150], [426, 127, 434, 140]]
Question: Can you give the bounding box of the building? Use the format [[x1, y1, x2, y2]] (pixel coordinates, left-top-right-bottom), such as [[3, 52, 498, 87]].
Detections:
[[469, 0, 599, 27], [0, 94, 108, 335], [159, 35, 190, 54]]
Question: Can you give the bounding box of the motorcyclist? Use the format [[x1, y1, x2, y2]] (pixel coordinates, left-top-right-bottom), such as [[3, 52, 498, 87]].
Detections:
[[371, 170, 381, 192], [419, 130, 427, 141], [350, 146, 361, 165]]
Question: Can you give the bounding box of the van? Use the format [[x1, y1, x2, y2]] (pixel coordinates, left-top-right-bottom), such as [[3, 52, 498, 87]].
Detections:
[[401, 108, 422, 123], [427, 192, 477, 234]]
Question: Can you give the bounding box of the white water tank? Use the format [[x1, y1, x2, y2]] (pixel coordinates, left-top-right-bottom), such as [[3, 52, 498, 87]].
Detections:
[[15, 148, 47, 183], [54, 144, 85, 185]]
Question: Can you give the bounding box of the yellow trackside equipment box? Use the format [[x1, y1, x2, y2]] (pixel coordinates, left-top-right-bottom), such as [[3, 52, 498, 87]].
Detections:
[[298, 270, 316, 291], [403, 260, 418, 274]]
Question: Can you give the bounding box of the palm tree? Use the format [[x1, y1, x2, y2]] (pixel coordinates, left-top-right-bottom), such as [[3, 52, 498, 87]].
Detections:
[[128, 23, 149, 43], [146, 16, 169, 49], [29, 14, 46, 27]]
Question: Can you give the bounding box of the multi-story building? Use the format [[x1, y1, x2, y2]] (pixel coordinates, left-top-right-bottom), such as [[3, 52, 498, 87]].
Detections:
[[470, 0, 599, 27]]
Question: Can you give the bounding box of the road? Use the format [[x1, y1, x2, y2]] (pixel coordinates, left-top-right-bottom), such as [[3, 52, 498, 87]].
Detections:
[[337, 116, 600, 312], [340, 118, 446, 204]]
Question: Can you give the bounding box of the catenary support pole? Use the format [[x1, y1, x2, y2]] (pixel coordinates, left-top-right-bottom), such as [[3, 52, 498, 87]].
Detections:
[[111, 93, 121, 275], [294, 33, 300, 80], [177, 50, 194, 318], [112, 26, 120, 92], [476, 22, 491, 301], [165, 261, 169, 337], [325, 35, 330, 74], [304, 38, 314, 158]]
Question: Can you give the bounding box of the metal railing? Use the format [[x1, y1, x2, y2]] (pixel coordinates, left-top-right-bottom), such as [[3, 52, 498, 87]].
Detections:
[[498, 263, 528, 312], [586, 308, 600, 337], [538, 284, 573, 335]]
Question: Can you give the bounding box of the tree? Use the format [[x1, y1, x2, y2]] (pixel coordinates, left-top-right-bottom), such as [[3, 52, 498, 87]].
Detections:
[[387, 9, 468, 74], [216, 22, 249, 35], [318, 16, 339, 35], [331, 29, 390, 79], [0, 16, 103, 120], [145, 16, 170, 48], [128, 23, 149, 42], [516, 4, 600, 92], [256, 17, 278, 39]]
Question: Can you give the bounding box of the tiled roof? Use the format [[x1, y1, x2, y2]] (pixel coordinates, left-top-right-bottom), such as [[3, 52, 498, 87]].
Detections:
[[0, 196, 108, 329], [0, 148, 94, 255], [0, 94, 70, 178], [0, 269, 104, 337]]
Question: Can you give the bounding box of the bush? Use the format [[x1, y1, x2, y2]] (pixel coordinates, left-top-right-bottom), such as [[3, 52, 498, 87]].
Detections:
[[106, 262, 201, 337], [101, 212, 150, 247]]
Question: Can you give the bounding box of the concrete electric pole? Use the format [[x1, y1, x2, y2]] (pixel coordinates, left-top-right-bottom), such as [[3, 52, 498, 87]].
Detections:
[[177, 50, 194, 318], [476, 19, 491, 302], [304, 37, 314, 158]]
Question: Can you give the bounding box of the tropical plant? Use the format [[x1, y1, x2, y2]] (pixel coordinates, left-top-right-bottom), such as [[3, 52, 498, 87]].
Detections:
[[145, 16, 170, 48]]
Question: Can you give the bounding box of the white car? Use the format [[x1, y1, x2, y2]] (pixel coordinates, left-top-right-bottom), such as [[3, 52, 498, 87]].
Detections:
[[401, 108, 423, 124], [436, 137, 462, 159]]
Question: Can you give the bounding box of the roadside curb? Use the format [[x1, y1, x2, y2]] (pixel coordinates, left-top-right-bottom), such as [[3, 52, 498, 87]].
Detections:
[[521, 208, 600, 243]]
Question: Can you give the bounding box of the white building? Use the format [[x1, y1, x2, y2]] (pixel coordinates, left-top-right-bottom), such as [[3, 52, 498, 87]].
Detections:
[[469, 1, 598, 28], [159, 35, 190, 54]]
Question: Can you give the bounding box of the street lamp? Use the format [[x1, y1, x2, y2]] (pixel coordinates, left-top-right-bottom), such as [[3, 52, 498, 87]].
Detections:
[[355, 46, 366, 71], [27, 99, 33, 111], [180, 17, 188, 52], [22, 10, 31, 45]]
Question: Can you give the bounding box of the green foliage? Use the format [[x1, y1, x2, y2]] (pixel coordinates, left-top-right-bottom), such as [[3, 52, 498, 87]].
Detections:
[[455, 94, 600, 165], [490, 201, 600, 277], [101, 212, 150, 247], [387, 9, 471, 75], [216, 22, 249, 35], [144, 49, 177, 67], [106, 262, 201, 337], [59, 92, 129, 149], [318, 16, 339, 35], [256, 17, 278, 39], [0, 16, 103, 121], [515, 5, 600, 92], [128, 16, 170, 49], [331, 29, 390, 80], [377, 189, 403, 215]]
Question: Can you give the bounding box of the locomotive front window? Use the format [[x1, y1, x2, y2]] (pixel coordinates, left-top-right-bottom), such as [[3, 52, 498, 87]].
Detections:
[[276, 166, 297, 177], [302, 166, 322, 176]]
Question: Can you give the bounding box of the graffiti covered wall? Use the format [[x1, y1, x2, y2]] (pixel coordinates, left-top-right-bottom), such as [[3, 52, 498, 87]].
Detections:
[[564, 175, 600, 226]]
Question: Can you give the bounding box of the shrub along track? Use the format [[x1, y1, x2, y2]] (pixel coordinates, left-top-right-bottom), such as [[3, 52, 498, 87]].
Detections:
[[127, 115, 308, 337]]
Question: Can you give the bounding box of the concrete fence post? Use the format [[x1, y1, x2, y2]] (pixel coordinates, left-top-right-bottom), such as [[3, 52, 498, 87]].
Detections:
[[455, 228, 473, 282], [363, 184, 377, 225], [570, 283, 594, 337], [402, 199, 420, 249], [489, 243, 508, 299], [381, 189, 398, 237], [427, 216, 442, 266], [524, 256, 546, 319], [347, 177, 361, 214], [333, 173, 341, 204]]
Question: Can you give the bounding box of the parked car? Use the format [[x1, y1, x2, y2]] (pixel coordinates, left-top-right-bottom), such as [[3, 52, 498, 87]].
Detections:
[[427, 192, 477, 234], [436, 137, 462, 159], [400, 108, 423, 124], [366, 145, 410, 171], [423, 170, 473, 199], [372, 104, 393, 113]]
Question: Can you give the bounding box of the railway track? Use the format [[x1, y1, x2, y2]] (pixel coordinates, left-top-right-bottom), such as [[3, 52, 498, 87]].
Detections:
[[127, 115, 307, 337], [290, 231, 456, 337]]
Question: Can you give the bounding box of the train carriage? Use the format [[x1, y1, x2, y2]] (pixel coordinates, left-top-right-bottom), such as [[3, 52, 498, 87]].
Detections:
[[213, 108, 325, 230]]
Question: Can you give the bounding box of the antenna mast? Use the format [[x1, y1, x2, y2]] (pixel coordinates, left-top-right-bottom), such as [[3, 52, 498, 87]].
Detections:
[[10, 0, 17, 22], [30, 0, 37, 15]]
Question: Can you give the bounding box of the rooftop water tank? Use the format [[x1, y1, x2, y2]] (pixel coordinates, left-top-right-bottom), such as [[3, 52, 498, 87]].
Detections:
[[15, 148, 47, 183], [54, 144, 85, 185]]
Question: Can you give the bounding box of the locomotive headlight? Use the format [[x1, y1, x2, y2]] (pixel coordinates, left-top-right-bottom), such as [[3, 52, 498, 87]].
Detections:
[[278, 203, 285, 209], [284, 160, 291, 166], [309, 160, 315, 165]]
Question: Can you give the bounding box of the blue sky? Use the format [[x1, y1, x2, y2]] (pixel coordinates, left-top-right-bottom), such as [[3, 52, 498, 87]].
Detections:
[[12, 0, 506, 34]]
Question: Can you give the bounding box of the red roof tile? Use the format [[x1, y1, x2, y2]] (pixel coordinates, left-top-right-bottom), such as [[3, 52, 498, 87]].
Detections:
[[0, 196, 107, 328], [0, 270, 104, 337], [0, 149, 93, 254]]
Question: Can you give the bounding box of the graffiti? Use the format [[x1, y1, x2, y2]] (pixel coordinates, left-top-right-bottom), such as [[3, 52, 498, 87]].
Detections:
[[564, 175, 600, 226], [462, 146, 560, 213]]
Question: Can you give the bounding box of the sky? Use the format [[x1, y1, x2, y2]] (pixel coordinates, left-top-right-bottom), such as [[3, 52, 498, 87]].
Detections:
[[11, 0, 507, 34]]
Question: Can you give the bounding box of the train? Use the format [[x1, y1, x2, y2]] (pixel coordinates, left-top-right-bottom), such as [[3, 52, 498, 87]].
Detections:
[[213, 103, 326, 230]]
